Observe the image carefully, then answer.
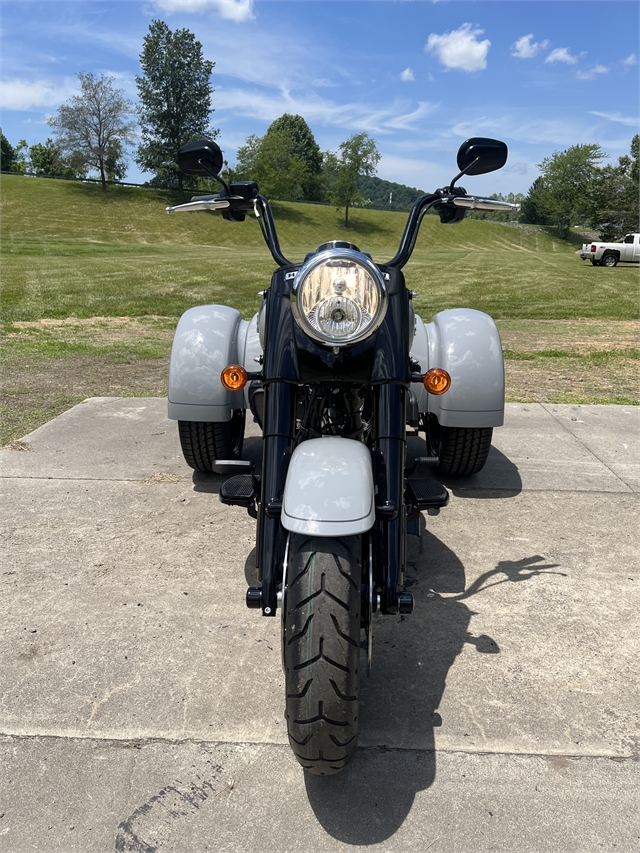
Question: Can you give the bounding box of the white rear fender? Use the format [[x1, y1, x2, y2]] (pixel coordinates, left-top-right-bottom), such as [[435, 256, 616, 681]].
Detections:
[[410, 308, 505, 428], [167, 306, 262, 422], [281, 437, 375, 537]]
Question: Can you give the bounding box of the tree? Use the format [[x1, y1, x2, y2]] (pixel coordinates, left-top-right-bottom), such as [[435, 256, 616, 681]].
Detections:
[[26, 138, 87, 179], [48, 72, 135, 191], [136, 20, 217, 198], [264, 114, 323, 200], [1, 130, 16, 171], [234, 115, 324, 201], [588, 135, 639, 239], [104, 139, 128, 182], [533, 143, 606, 236], [326, 132, 381, 227]]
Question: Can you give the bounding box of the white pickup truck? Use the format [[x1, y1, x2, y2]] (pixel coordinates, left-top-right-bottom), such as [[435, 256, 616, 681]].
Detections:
[[579, 233, 640, 267]]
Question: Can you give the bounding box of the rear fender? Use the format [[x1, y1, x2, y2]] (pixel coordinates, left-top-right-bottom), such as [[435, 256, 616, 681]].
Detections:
[[281, 437, 375, 536], [410, 308, 504, 428], [168, 305, 254, 422]]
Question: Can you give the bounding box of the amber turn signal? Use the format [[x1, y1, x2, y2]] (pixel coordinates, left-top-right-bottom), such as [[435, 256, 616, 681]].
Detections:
[[220, 364, 248, 391], [423, 367, 451, 395]]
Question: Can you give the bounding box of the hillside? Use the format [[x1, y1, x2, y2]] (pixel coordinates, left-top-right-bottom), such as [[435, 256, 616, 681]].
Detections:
[[1, 174, 637, 444], [2, 174, 637, 325]]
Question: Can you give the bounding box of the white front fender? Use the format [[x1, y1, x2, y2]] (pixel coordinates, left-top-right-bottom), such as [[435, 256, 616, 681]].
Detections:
[[281, 437, 375, 537]]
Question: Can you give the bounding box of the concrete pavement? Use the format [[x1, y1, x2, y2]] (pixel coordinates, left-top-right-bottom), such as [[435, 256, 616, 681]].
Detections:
[[1, 399, 638, 852]]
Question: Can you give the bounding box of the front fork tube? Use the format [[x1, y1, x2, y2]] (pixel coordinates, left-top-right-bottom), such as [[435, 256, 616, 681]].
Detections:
[[257, 381, 294, 616], [373, 384, 406, 614]]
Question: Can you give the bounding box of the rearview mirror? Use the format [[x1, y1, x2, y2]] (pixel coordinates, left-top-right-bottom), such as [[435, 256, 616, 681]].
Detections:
[[177, 139, 224, 177], [456, 137, 508, 176]]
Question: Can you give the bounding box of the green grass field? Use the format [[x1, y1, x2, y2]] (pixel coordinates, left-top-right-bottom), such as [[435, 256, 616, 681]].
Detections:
[[1, 174, 638, 443]]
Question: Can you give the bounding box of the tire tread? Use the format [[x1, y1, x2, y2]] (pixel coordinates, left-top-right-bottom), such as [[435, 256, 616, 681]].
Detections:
[[284, 535, 361, 776]]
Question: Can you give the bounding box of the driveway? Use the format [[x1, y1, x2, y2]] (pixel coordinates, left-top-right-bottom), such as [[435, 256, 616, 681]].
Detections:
[[1, 399, 638, 852]]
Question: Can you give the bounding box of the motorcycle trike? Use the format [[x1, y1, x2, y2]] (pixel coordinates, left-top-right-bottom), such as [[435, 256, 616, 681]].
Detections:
[[166, 136, 520, 775]]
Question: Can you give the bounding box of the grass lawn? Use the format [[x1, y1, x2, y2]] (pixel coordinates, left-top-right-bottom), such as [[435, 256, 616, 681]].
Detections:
[[1, 175, 638, 444]]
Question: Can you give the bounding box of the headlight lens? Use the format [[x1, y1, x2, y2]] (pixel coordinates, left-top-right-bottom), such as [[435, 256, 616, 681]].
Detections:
[[292, 250, 387, 345]]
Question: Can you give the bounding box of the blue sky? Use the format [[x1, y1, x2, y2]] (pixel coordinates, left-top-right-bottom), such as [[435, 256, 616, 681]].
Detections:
[[1, 0, 638, 195]]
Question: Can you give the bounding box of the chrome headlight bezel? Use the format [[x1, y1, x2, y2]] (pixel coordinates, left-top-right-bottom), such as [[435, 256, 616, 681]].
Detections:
[[290, 249, 388, 347]]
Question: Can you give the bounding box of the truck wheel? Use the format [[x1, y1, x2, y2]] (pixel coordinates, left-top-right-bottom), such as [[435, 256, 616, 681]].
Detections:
[[178, 411, 245, 472], [590, 259, 600, 266], [436, 425, 493, 477], [602, 254, 618, 267], [284, 534, 362, 776]]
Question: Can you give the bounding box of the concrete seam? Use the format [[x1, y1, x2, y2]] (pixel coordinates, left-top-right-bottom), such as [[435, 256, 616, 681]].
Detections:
[[0, 733, 635, 762], [541, 402, 634, 491]]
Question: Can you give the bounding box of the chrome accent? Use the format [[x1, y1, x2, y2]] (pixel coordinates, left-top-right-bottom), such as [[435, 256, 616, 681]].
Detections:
[[451, 196, 521, 212], [166, 198, 231, 214], [280, 532, 291, 671], [367, 535, 373, 676]]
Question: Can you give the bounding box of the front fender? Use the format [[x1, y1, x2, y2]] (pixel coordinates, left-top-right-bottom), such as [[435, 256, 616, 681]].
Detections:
[[281, 437, 375, 536], [410, 308, 504, 428]]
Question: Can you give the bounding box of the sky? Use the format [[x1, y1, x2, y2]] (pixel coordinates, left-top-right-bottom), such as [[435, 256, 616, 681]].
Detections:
[[1, 0, 638, 195]]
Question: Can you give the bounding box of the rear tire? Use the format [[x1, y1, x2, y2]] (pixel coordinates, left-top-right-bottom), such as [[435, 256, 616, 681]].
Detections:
[[436, 425, 493, 477], [284, 534, 362, 776], [601, 254, 618, 268], [178, 411, 245, 472]]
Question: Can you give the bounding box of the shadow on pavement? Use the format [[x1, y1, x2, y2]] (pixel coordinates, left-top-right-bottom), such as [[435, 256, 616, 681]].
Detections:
[[304, 523, 562, 845]]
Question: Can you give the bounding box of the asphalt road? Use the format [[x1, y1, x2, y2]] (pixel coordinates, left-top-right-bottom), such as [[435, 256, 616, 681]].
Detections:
[[1, 399, 638, 853]]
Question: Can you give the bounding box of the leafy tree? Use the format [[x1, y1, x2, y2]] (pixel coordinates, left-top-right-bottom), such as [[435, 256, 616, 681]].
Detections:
[[136, 20, 217, 198], [104, 139, 128, 182], [48, 72, 135, 191], [1, 130, 16, 171], [519, 177, 552, 226], [27, 138, 87, 179], [234, 115, 324, 200], [588, 135, 639, 239], [326, 132, 381, 227], [532, 143, 606, 236], [264, 114, 323, 200]]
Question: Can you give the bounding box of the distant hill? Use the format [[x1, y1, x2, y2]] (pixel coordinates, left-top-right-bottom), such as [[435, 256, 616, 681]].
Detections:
[[357, 175, 425, 212]]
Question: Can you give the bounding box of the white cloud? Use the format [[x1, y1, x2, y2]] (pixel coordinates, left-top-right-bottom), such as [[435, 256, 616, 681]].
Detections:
[[400, 67, 415, 82], [152, 0, 255, 22], [425, 24, 490, 73], [0, 77, 78, 110], [623, 53, 638, 67], [511, 34, 550, 60], [576, 65, 609, 81], [215, 86, 436, 136], [545, 47, 578, 65], [591, 111, 640, 127]]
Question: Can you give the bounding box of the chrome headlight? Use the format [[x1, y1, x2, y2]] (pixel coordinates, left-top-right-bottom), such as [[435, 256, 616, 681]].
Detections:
[[291, 249, 387, 346]]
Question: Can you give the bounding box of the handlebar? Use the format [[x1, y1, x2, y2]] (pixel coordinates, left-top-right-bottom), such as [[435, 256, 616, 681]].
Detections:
[[451, 196, 521, 212], [166, 198, 231, 213], [166, 190, 520, 270]]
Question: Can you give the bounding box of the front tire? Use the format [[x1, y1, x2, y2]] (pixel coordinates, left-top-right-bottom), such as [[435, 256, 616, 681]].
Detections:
[[436, 425, 493, 477], [284, 534, 362, 776], [178, 411, 245, 472]]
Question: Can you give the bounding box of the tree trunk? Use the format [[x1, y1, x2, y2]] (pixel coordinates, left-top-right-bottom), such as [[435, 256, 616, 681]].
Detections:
[[178, 171, 185, 202], [99, 157, 107, 193], [344, 201, 349, 228]]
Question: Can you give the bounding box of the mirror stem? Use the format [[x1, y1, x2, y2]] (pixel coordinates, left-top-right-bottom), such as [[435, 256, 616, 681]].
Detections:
[[449, 156, 480, 190], [197, 157, 231, 196]]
